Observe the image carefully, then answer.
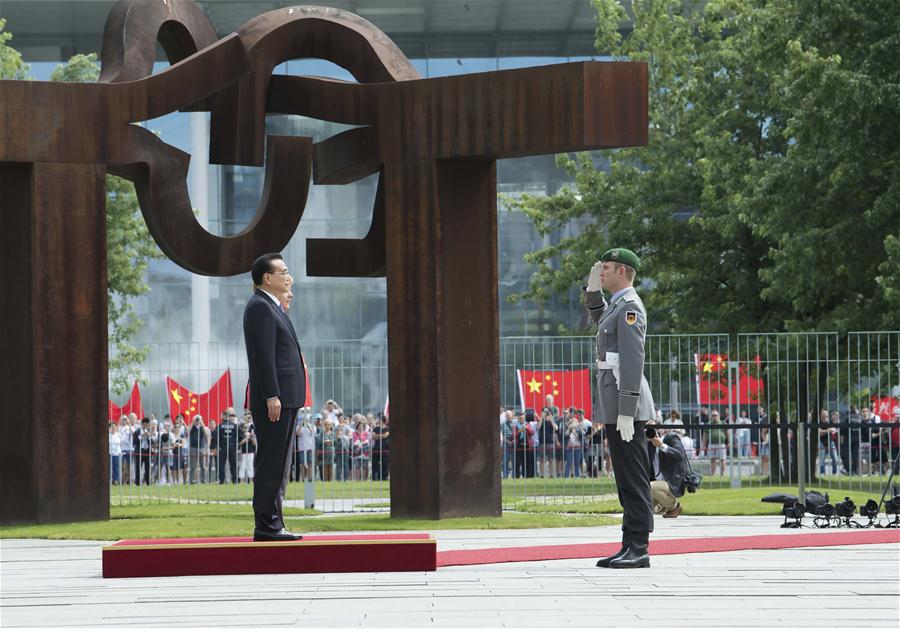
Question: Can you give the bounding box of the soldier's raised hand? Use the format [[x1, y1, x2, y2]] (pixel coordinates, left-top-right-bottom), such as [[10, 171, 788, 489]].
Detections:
[[587, 261, 603, 291]]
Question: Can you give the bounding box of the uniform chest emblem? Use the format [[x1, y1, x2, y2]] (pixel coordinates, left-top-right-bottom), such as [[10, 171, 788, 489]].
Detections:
[[625, 311, 638, 325]]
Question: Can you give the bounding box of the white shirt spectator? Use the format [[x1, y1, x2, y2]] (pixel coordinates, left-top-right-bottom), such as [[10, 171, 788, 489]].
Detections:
[[109, 430, 122, 456], [680, 434, 695, 459], [298, 423, 315, 451], [525, 419, 537, 447], [119, 425, 134, 452], [736, 414, 752, 439]]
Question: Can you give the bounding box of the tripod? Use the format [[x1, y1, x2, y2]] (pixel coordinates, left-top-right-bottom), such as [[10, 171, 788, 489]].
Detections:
[[875, 449, 900, 528]]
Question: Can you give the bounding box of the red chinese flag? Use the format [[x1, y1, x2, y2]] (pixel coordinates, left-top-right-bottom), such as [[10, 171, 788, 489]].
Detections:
[[517, 369, 592, 419], [167, 370, 234, 425], [872, 396, 899, 420], [108, 381, 143, 422], [695, 354, 764, 405]]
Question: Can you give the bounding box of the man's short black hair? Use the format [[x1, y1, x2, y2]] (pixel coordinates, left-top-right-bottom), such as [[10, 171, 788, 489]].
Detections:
[[251, 253, 283, 286], [141, 417, 150, 424]]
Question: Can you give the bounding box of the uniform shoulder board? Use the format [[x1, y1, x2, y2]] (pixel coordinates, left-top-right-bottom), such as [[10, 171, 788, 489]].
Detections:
[[621, 294, 636, 303]]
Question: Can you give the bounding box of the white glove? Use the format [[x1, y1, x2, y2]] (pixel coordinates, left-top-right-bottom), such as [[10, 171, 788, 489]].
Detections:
[[616, 414, 635, 442], [587, 261, 603, 291]]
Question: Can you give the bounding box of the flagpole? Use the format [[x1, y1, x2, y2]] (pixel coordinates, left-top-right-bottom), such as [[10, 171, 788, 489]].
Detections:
[[516, 369, 525, 412], [693, 354, 701, 408]]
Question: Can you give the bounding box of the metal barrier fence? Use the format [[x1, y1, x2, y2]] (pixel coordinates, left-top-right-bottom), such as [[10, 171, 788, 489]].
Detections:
[[108, 331, 899, 512], [108, 340, 391, 512]]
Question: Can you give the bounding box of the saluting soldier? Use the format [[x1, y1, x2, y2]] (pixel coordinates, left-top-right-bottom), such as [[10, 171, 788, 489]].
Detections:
[[583, 248, 655, 568]]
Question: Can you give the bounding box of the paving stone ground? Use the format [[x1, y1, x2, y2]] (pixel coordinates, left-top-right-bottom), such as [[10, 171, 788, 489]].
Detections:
[[2, 516, 898, 627]]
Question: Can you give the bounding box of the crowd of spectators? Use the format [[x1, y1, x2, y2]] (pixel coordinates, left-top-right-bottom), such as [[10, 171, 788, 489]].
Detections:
[[288, 399, 390, 483], [108, 393, 898, 486], [107, 399, 390, 486], [499, 395, 900, 479], [810, 404, 899, 476]]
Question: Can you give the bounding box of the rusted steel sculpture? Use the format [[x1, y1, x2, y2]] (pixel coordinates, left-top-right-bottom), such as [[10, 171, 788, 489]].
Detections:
[[0, 0, 646, 524]]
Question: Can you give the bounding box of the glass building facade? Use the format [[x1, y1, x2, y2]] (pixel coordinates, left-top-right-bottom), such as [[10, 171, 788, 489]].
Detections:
[[4, 0, 619, 350]]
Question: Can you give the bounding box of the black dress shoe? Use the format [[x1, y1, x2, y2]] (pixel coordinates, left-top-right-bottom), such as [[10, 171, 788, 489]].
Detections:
[[596, 545, 629, 568], [609, 545, 650, 569], [253, 528, 303, 542]]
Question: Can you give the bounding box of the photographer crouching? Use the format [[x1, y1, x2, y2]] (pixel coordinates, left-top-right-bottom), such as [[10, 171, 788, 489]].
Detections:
[[646, 421, 697, 518]]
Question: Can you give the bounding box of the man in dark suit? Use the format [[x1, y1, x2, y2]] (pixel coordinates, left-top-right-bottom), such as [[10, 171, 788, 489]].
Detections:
[[647, 424, 690, 519], [243, 253, 306, 541]]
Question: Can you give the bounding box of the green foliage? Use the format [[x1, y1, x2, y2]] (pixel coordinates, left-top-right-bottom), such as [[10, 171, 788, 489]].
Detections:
[[0, 19, 28, 79], [516, 485, 887, 516], [50, 53, 164, 393], [49, 52, 100, 83], [106, 174, 164, 393], [510, 0, 900, 334]]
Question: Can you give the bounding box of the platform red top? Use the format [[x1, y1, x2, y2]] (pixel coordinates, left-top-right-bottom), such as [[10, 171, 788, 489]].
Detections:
[[108, 533, 433, 547]]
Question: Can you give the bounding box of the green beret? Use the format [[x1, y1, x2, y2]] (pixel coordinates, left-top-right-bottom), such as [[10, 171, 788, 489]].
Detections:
[[600, 248, 640, 271]]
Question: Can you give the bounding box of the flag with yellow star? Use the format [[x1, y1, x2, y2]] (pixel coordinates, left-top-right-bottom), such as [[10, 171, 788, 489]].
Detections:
[[166, 370, 234, 425], [516, 369, 592, 417], [694, 354, 764, 405]]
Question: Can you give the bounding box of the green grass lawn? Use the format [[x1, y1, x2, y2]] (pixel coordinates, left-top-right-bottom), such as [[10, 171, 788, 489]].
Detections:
[[109, 475, 891, 506], [0, 503, 618, 540], [109, 480, 391, 505], [515, 485, 883, 516], [5, 480, 891, 540]]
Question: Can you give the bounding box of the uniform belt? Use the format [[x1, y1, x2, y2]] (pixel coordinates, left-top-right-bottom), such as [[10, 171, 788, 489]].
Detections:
[[596, 352, 619, 371]]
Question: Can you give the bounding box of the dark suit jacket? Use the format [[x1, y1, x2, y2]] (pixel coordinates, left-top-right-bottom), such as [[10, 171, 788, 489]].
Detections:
[[243, 289, 306, 410], [649, 432, 690, 498]]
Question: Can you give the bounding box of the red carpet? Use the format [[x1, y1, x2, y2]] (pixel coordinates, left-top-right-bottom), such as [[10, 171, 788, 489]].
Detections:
[[103, 533, 436, 578], [435, 529, 900, 567], [103, 530, 899, 577]]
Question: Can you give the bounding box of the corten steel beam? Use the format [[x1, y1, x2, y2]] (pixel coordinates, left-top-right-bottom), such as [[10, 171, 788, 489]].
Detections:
[[0, 0, 646, 523], [0, 163, 109, 524]]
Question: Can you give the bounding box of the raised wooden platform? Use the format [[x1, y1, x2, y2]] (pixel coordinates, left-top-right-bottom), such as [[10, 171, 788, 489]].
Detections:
[[102, 533, 436, 578]]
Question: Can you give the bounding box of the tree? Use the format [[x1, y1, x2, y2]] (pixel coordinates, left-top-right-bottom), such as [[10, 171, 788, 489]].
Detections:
[[510, 0, 900, 335], [49, 54, 163, 394], [0, 19, 28, 79]]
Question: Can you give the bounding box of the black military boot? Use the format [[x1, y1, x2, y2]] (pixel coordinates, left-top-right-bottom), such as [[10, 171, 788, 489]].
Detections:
[[595, 545, 629, 568], [609, 543, 650, 568]]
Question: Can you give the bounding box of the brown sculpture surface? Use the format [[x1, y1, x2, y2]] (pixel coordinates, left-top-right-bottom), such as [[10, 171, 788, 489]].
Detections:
[[0, 0, 646, 524]]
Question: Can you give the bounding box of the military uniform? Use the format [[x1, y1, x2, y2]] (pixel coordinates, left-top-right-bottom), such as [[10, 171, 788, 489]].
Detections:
[[583, 248, 655, 566], [584, 286, 655, 424]]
